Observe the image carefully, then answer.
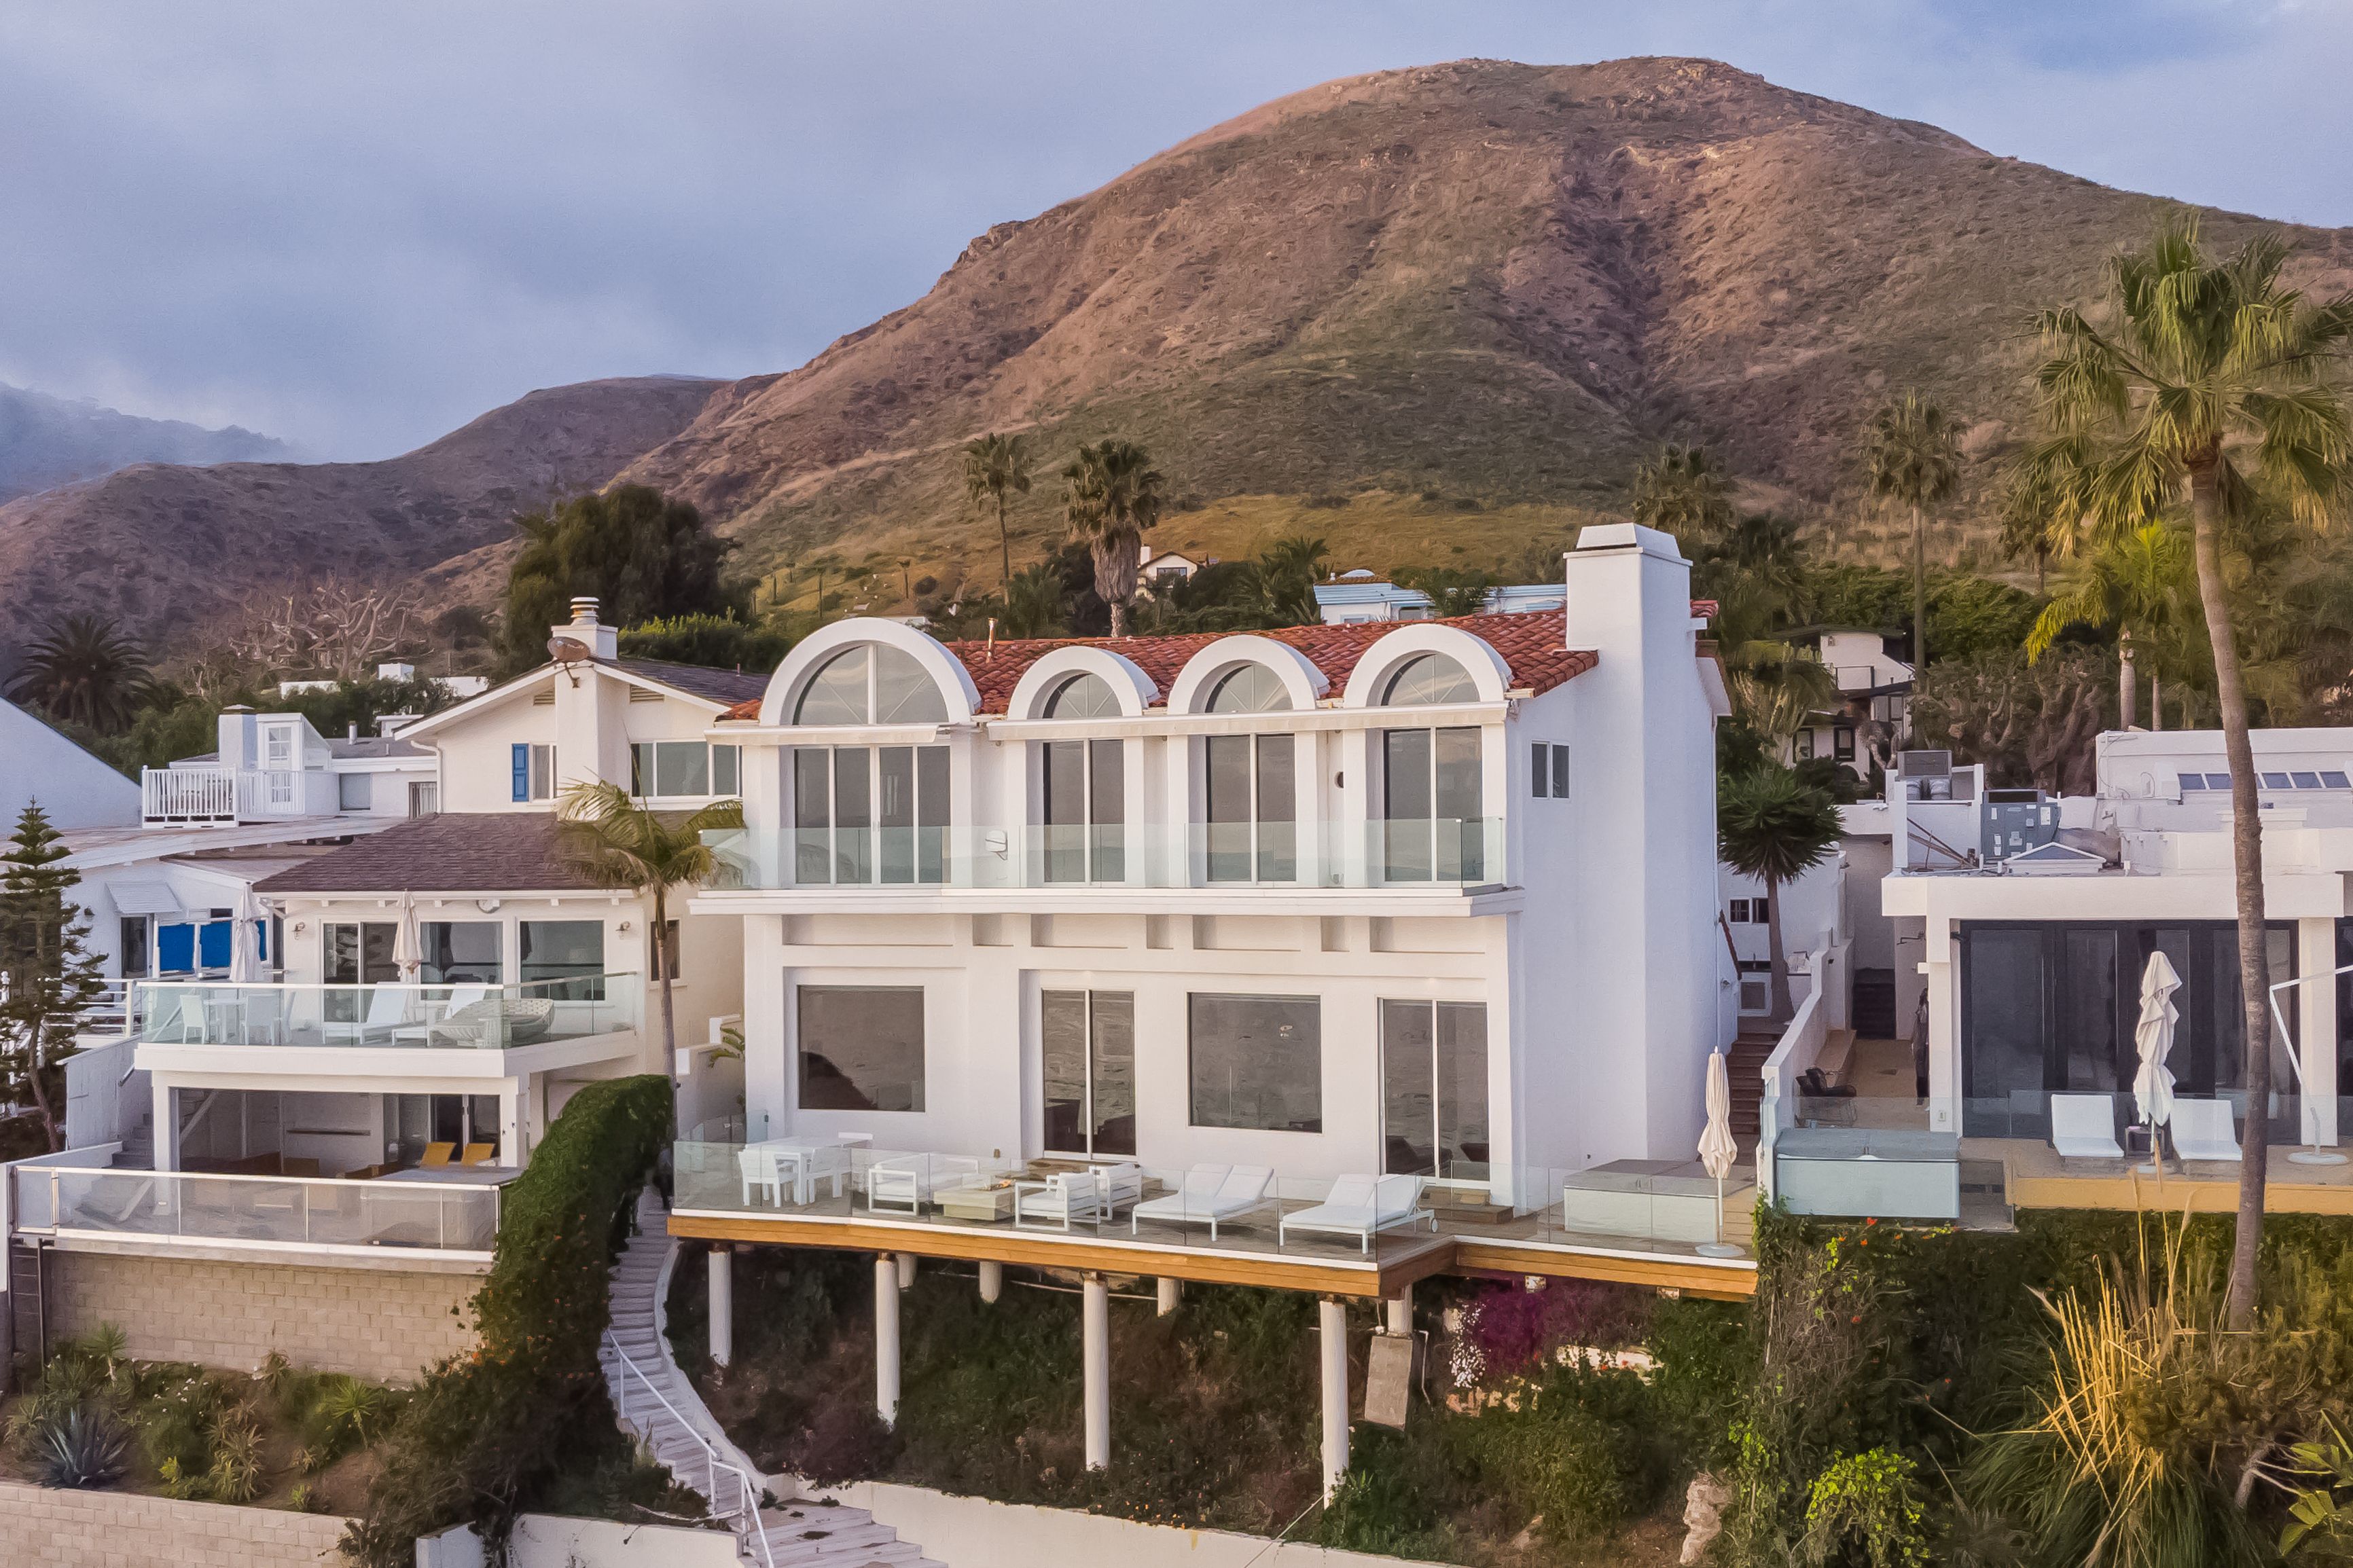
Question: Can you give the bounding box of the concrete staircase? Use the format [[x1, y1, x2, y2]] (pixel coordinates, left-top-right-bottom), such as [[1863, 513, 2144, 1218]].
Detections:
[[598, 1190, 943, 1568], [113, 1110, 154, 1171], [1727, 1029, 1776, 1139]]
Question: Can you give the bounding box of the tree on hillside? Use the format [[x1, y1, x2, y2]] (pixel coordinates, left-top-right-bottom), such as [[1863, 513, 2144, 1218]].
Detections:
[[224, 577, 423, 680], [615, 613, 790, 673], [7, 615, 154, 733], [1630, 443, 1734, 544], [2026, 520, 2199, 725], [1253, 534, 1329, 625], [1062, 441, 1164, 638], [499, 486, 737, 671], [2015, 216, 2353, 1325], [0, 805, 109, 1150], [963, 433, 1035, 589], [1393, 566, 1496, 619], [1863, 391, 1962, 676], [1717, 765, 1842, 1022]]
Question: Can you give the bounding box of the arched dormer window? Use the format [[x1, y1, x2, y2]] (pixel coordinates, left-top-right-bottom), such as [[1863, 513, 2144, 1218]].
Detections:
[[793, 644, 948, 726], [1206, 663, 1293, 714], [1044, 672, 1121, 719], [1380, 652, 1477, 706]]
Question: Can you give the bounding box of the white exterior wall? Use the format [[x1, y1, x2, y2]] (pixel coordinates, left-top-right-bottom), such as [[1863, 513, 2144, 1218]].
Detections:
[[421, 666, 741, 813], [0, 697, 141, 830]]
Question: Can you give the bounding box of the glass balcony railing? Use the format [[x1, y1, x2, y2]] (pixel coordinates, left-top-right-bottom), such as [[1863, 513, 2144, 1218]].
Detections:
[[701, 820, 1505, 892], [10, 1163, 500, 1254], [134, 975, 642, 1049]]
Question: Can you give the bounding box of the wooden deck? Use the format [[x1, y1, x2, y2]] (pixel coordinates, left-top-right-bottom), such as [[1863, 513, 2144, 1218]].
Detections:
[[1978, 1139, 2353, 1217]]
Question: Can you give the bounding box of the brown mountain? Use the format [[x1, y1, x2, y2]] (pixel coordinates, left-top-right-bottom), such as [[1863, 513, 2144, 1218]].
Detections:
[[12, 57, 2353, 654], [0, 376, 722, 655]]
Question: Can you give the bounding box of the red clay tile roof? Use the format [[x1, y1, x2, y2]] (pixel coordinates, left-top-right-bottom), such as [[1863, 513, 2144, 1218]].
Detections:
[[717, 608, 1660, 721]]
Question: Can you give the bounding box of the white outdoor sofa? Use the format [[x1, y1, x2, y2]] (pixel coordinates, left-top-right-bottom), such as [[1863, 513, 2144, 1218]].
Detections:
[[2170, 1099, 2242, 1163], [1013, 1163, 1143, 1230], [2049, 1093, 2125, 1160], [867, 1152, 984, 1216], [1130, 1164, 1274, 1239], [736, 1138, 857, 1207], [1278, 1174, 1434, 1254]]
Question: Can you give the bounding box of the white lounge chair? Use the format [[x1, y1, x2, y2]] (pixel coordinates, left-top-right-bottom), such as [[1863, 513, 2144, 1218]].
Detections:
[[1278, 1173, 1435, 1254], [393, 985, 488, 1046], [1132, 1164, 1273, 1239], [1013, 1169, 1103, 1230], [325, 981, 409, 1045], [2170, 1099, 2242, 1163], [2049, 1094, 2124, 1160], [867, 1152, 981, 1216]]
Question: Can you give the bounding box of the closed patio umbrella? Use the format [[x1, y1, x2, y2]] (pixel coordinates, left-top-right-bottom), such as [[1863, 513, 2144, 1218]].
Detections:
[[1697, 1049, 1744, 1257], [226, 882, 265, 985], [391, 891, 421, 981], [2133, 949, 2181, 1173]]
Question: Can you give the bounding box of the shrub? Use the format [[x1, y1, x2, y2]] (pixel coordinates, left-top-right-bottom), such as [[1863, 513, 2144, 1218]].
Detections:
[[344, 1074, 672, 1567], [35, 1405, 133, 1489], [1800, 1448, 1930, 1568], [617, 613, 788, 674]]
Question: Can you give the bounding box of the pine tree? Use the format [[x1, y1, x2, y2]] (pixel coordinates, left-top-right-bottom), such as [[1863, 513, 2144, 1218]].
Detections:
[[0, 804, 109, 1150]]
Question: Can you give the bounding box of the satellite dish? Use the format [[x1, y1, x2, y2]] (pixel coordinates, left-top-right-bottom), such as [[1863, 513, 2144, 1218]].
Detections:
[[547, 636, 591, 665]]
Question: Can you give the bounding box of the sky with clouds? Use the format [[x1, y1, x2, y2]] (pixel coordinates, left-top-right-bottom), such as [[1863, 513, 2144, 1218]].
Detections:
[[3, 1, 2348, 461]]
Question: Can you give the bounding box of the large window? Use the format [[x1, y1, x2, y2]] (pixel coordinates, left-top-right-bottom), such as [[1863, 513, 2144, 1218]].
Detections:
[[631, 742, 743, 799], [1960, 920, 2297, 1139], [419, 921, 501, 985], [338, 772, 373, 811], [1044, 672, 1121, 718], [798, 985, 925, 1112], [325, 922, 398, 985], [1204, 733, 1295, 882], [511, 744, 556, 803], [1188, 993, 1321, 1132], [1381, 1000, 1490, 1180], [794, 745, 949, 884], [1381, 727, 1483, 881], [793, 644, 948, 726], [1381, 653, 1477, 706], [1041, 990, 1134, 1156], [520, 919, 605, 1001], [1043, 739, 1124, 883], [1206, 663, 1293, 714]]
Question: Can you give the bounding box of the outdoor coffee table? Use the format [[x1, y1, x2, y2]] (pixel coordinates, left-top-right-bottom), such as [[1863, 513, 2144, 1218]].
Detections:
[[937, 1184, 1017, 1222]]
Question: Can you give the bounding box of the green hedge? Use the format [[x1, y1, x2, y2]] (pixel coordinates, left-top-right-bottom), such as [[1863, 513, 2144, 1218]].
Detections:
[[343, 1074, 674, 1567]]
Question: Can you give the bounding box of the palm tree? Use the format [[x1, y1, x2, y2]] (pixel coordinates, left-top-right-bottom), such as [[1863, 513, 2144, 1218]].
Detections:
[[1725, 645, 1842, 748], [554, 782, 744, 1080], [963, 433, 1035, 589], [7, 615, 154, 733], [2016, 215, 2353, 1327], [1716, 765, 1843, 1021], [1863, 391, 1962, 674], [2024, 520, 2198, 727], [1630, 443, 1734, 543], [1062, 440, 1164, 638]]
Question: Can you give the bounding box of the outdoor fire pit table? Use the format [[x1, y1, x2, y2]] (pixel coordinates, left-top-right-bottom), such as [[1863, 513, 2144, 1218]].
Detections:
[[937, 1182, 1018, 1222]]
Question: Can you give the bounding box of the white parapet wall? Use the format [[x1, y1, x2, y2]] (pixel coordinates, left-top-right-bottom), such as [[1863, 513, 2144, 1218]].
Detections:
[[829, 1480, 1458, 1568], [417, 1515, 740, 1568]]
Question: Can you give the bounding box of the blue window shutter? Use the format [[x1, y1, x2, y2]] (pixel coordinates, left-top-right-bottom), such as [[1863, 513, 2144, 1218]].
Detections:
[[512, 743, 530, 802], [158, 923, 195, 972], [198, 922, 232, 969]]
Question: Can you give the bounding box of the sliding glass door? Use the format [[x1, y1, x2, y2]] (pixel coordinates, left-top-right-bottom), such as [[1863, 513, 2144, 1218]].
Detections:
[[1380, 999, 1489, 1180], [1041, 990, 1136, 1156]]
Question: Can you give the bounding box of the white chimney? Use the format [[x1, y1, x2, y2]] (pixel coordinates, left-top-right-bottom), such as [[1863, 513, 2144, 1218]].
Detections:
[[553, 596, 619, 661], [217, 704, 258, 771]]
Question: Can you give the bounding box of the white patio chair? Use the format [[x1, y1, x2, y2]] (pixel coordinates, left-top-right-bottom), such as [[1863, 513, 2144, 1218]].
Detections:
[[794, 1141, 854, 1205], [2049, 1093, 2124, 1160], [1132, 1164, 1274, 1239], [1090, 1161, 1145, 1216], [867, 1152, 982, 1216], [737, 1142, 791, 1206], [325, 981, 409, 1045], [1278, 1173, 1435, 1254], [1013, 1169, 1102, 1230], [2170, 1099, 2242, 1162]]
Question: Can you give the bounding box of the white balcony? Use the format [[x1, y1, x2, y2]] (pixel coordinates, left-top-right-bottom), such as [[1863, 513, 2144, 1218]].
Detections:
[[141, 766, 342, 824]]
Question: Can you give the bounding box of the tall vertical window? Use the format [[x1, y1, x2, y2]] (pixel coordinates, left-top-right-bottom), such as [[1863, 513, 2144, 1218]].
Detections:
[[323, 921, 398, 1025], [1381, 727, 1482, 881], [1187, 993, 1321, 1131], [1042, 740, 1124, 883], [418, 922, 501, 985], [520, 920, 605, 1001], [794, 745, 948, 884], [511, 744, 556, 802], [1380, 1000, 1490, 1180], [1204, 734, 1295, 882], [119, 917, 150, 978], [1041, 990, 1135, 1156], [407, 781, 439, 817]]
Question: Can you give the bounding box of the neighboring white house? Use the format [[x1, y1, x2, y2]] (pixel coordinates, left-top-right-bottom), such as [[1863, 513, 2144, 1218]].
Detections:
[[277, 661, 491, 701], [0, 697, 141, 831], [1786, 628, 1914, 784], [695, 523, 1729, 1210], [1314, 575, 1569, 625], [1137, 546, 1201, 595], [1882, 729, 2353, 1152]]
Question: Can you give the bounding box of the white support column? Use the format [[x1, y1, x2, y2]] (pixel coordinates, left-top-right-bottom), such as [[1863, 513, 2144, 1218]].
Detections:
[[498, 1083, 525, 1167], [875, 1254, 901, 1427], [151, 1081, 179, 1173], [2297, 917, 2339, 1146], [1155, 1277, 1180, 1316], [1384, 1286, 1412, 1338], [978, 1260, 1003, 1302], [707, 1247, 733, 1368], [897, 1252, 918, 1290], [1082, 1273, 1111, 1471], [1319, 1297, 1350, 1498]]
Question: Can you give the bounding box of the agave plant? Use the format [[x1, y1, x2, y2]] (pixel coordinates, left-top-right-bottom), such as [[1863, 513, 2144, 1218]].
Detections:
[[35, 1405, 132, 1490]]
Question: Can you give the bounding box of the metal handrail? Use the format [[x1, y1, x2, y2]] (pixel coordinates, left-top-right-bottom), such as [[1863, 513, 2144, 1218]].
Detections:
[[603, 1329, 774, 1568]]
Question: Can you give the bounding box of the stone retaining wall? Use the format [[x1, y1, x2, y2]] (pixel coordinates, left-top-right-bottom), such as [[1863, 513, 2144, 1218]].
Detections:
[[0, 1480, 352, 1567], [39, 1250, 478, 1382]]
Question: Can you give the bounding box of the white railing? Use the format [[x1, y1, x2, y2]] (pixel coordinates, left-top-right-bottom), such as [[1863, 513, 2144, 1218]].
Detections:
[[8, 1162, 499, 1256], [604, 1330, 774, 1568], [141, 767, 340, 822], [137, 975, 643, 1050], [1755, 947, 1832, 1204]]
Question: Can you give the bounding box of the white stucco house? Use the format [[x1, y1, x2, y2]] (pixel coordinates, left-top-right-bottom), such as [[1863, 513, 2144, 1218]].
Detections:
[[696, 524, 1729, 1210], [0, 696, 141, 831], [1787, 628, 1913, 784]]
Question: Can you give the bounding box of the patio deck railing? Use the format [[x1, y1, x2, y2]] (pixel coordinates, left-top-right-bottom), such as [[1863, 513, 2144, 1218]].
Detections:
[[134, 974, 642, 1051], [7, 1162, 500, 1258], [1755, 947, 1832, 1204], [140, 766, 342, 823]]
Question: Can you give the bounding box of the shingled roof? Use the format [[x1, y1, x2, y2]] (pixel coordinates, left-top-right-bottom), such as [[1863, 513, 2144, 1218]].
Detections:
[[712, 606, 1700, 722], [253, 814, 610, 894]]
